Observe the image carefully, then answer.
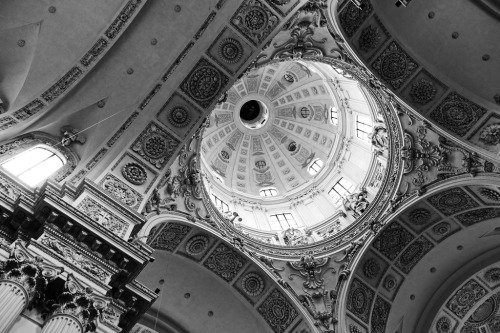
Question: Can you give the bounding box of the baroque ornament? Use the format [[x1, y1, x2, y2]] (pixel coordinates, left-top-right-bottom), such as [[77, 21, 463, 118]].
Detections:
[[430, 92, 487, 137], [433, 222, 451, 236], [408, 208, 431, 226], [121, 162, 147, 185], [479, 123, 500, 145], [435, 316, 451, 333], [168, 106, 190, 128], [132, 123, 180, 169], [185, 235, 209, 256], [484, 268, 500, 283], [371, 296, 391, 333], [231, 0, 279, 45], [446, 279, 487, 319], [372, 41, 419, 90], [218, 38, 243, 63], [427, 188, 479, 216], [347, 278, 374, 324], [288, 255, 334, 289], [181, 58, 229, 108], [241, 273, 265, 296], [339, 0, 373, 37], [478, 187, 500, 201], [203, 243, 246, 282], [409, 78, 437, 105], [257, 289, 298, 333], [358, 25, 381, 52], [383, 274, 397, 291], [101, 174, 140, 208], [149, 223, 192, 252], [362, 258, 380, 279]]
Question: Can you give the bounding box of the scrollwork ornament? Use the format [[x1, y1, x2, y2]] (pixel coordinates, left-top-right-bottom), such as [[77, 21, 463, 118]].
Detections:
[[408, 208, 431, 225], [484, 268, 500, 283], [121, 162, 147, 185]]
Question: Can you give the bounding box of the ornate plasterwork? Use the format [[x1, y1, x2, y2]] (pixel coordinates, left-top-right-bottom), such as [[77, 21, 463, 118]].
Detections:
[[371, 41, 419, 90], [347, 277, 374, 324], [100, 174, 143, 210], [39, 234, 111, 283], [77, 197, 129, 238], [427, 187, 479, 216], [131, 122, 180, 169], [149, 223, 192, 252], [257, 288, 298, 333], [180, 58, 229, 109], [429, 92, 487, 137], [446, 279, 488, 319], [204, 243, 247, 282], [338, 0, 373, 37], [231, 0, 280, 46]]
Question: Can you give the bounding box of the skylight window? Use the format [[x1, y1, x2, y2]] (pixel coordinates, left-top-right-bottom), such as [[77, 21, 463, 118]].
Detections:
[[1, 145, 66, 187], [330, 106, 338, 125]]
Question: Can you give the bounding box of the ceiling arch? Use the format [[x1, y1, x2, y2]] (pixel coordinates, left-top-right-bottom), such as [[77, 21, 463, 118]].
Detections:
[[136, 216, 315, 333], [340, 175, 500, 333]]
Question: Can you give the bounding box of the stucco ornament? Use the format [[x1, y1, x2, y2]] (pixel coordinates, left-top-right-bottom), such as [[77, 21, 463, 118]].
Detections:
[[479, 123, 500, 145], [371, 122, 388, 151], [289, 255, 334, 289]]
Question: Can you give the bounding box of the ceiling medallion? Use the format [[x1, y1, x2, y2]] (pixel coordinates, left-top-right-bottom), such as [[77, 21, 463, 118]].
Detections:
[[218, 38, 243, 64], [245, 7, 268, 31], [121, 162, 147, 185], [168, 106, 190, 127]]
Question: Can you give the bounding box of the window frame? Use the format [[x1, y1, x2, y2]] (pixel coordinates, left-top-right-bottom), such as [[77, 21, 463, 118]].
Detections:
[[356, 114, 373, 143], [308, 159, 324, 175], [269, 213, 297, 230], [330, 106, 339, 125], [1, 144, 67, 187], [259, 188, 278, 197], [328, 177, 356, 202]]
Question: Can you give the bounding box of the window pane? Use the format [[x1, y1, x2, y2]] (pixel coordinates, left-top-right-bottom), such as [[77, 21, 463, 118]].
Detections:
[[3, 147, 54, 176], [18, 155, 64, 186]]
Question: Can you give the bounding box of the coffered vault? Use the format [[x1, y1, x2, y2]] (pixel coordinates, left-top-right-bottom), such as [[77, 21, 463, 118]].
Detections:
[[0, 1, 498, 333]]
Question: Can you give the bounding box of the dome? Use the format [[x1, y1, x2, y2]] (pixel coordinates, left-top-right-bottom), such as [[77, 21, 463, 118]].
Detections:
[[200, 60, 388, 239]]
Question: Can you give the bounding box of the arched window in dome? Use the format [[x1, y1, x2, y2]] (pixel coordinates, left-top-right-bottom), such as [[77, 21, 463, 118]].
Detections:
[[269, 213, 297, 230], [300, 107, 310, 118], [356, 115, 373, 143], [308, 159, 324, 175], [328, 177, 356, 203], [260, 188, 278, 197], [1, 145, 66, 187], [330, 106, 338, 125]]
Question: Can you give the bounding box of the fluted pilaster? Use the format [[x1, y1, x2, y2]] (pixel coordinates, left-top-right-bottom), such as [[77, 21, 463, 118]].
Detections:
[[42, 314, 83, 333], [0, 280, 28, 333]]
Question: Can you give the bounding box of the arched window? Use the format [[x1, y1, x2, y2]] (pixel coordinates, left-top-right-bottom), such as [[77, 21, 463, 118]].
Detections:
[[1, 145, 66, 187], [300, 107, 310, 118], [260, 188, 278, 197], [308, 159, 324, 175]]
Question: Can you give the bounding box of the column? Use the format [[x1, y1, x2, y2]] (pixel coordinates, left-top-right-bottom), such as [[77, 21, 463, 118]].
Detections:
[[41, 314, 83, 333], [0, 280, 28, 333]]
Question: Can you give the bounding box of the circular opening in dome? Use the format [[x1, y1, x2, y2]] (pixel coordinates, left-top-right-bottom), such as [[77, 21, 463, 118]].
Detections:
[[240, 100, 261, 121], [288, 142, 297, 152], [239, 99, 269, 130]]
